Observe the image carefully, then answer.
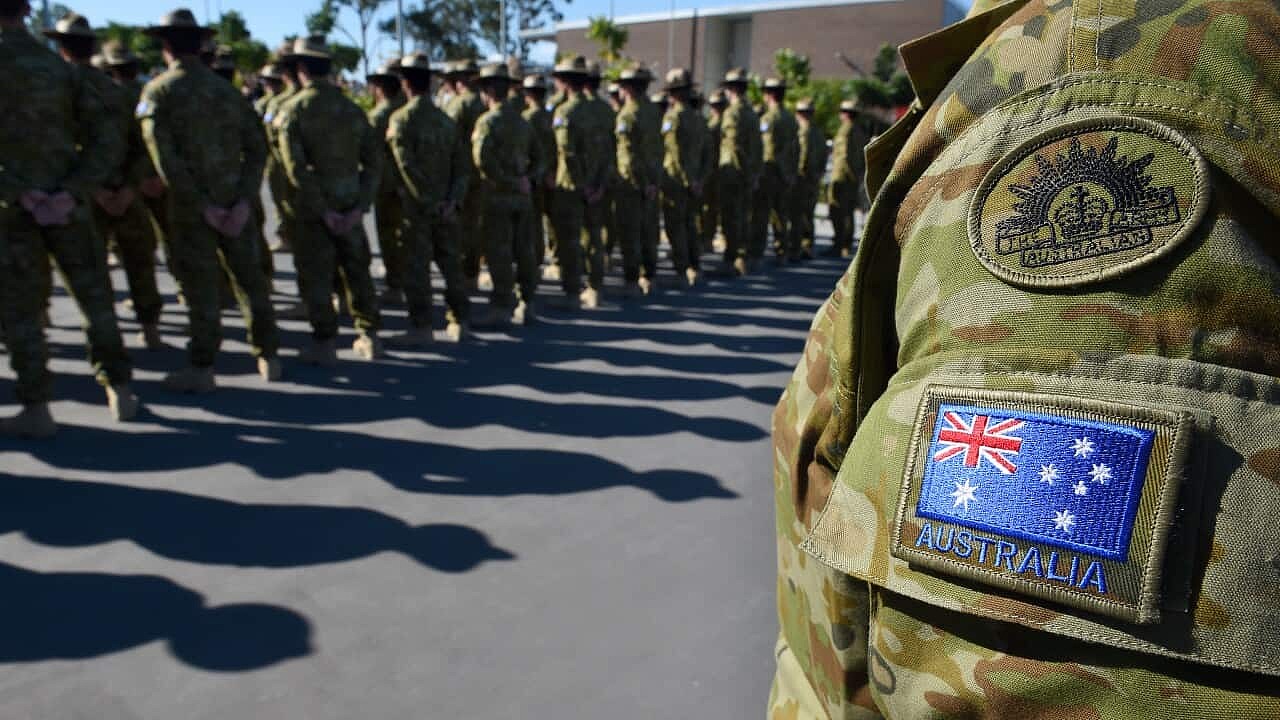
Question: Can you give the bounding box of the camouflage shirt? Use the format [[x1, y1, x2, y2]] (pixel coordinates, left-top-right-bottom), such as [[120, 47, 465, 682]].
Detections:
[[796, 119, 828, 188], [0, 25, 120, 205], [552, 93, 592, 193], [759, 102, 798, 186], [368, 93, 407, 198], [718, 95, 762, 180], [386, 95, 468, 217], [138, 56, 266, 209], [78, 65, 129, 190], [522, 102, 556, 185], [614, 95, 662, 191], [472, 100, 541, 205], [661, 102, 709, 194], [276, 80, 381, 217], [830, 115, 868, 186], [117, 78, 158, 186], [581, 92, 616, 190]]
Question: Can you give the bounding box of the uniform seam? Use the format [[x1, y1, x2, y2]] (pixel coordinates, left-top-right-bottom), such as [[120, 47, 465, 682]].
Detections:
[[885, 366, 1280, 404]]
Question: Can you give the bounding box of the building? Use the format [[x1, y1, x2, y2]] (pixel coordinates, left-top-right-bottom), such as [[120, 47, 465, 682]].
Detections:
[[523, 0, 963, 88]]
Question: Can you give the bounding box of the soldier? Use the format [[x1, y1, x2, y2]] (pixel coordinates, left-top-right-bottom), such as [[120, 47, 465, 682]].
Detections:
[[701, 90, 727, 252], [791, 98, 828, 260], [384, 53, 470, 346], [578, 61, 615, 309], [254, 63, 284, 117], [471, 64, 542, 327], [262, 47, 299, 255], [0, 4, 138, 435], [521, 74, 556, 271], [659, 68, 709, 289], [441, 59, 485, 289], [137, 8, 280, 391], [717, 68, 762, 276], [275, 36, 383, 365], [210, 45, 236, 83], [769, 0, 1280, 717], [546, 55, 593, 310], [366, 59, 407, 306], [825, 99, 867, 258], [751, 77, 799, 264], [91, 40, 169, 351], [613, 67, 663, 297]]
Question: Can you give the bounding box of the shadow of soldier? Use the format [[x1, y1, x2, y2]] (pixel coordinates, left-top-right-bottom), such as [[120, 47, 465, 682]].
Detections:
[[0, 560, 311, 672]]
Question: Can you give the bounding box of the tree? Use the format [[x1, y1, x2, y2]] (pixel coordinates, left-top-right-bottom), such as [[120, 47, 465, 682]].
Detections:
[[848, 43, 913, 110], [382, 0, 479, 61], [27, 3, 72, 37], [211, 11, 271, 75], [306, 0, 389, 77], [585, 16, 627, 64], [475, 0, 567, 61], [96, 22, 165, 72]]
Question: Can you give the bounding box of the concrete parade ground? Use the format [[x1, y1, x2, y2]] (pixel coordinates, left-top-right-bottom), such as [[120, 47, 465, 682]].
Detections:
[[0, 209, 848, 719]]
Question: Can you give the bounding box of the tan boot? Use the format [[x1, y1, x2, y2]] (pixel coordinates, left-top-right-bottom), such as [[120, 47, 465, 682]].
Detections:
[[139, 323, 163, 351], [477, 271, 494, 292], [512, 300, 535, 326], [444, 321, 469, 343], [298, 338, 339, 367], [733, 257, 749, 276], [352, 334, 385, 361], [638, 277, 654, 296], [106, 384, 140, 421], [542, 264, 561, 281], [258, 356, 283, 382], [163, 366, 216, 394], [579, 287, 600, 309], [386, 327, 434, 348], [685, 268, 700, 287], [0, 403, 56, 438]]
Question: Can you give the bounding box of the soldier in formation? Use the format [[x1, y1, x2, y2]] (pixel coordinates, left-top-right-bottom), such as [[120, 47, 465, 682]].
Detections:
[[0, 5, 873, 436]]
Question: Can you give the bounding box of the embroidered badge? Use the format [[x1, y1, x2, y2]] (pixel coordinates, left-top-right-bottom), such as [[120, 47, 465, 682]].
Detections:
[[662, 121, 673, 134], [616, 122, 629, 134], [135, 100, 151, 117], [760, 121, 770, 132], [969, 117, 1208, 288], [263, 111, 274, 124], [553, 116, 566, 129], [892, 386, 1191, 624]]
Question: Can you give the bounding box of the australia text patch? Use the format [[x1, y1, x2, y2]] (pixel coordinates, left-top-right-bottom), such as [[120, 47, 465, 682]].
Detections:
[[892, 386, 1192, 624], [969, 116, 1208, 289]]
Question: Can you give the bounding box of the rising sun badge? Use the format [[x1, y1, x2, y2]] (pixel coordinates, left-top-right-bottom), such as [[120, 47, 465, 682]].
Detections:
[[969, 117, 1208, 289]]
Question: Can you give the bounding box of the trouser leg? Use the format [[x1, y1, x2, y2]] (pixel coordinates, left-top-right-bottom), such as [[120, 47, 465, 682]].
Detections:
[[293, 215, 341, 341], [375, 192, 405, 290], [720, 174, 747, 264], [432, 219, 470, 325], [484, 203, 518, 309], [168, 215, 224, 366], [0, 211, 53, 404], [641, 192, 659, 280], [400, 213, 434, 329], [113, 199, 164, 325], [582, 198, 606, 291], [551, 190, 585, 296], [616, 187, 643, 284], [335, 223, 381, 336], [217, 223, 280, 359]]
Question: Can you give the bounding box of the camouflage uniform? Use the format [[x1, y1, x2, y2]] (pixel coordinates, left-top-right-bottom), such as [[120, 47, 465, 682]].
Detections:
[[613, 77, 663, 288], [522, 83, 556, 265], [473, 79, 543, 315], [276, 79, 382, 343], [700, 98, 724, 248], [580, 87, 616, 294], [829, 105, 869, 256], [368, 90, 407, 294], [660, 81, 710, 282], [792, 108, 829, 258], [262, 83, 298, 249], [769, 0, 1280, 717], [751, 89, 799, 261], [442, 74, 486, 283], [0, 25, 132, 404], [139, 56, 279, 367], [386, 89, 471, 330], [548, 87, 592, 300], [717, 76, 762, 270]]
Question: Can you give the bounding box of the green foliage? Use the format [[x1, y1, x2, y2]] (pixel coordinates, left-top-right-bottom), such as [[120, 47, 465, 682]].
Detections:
[[585, 16, 627, 64], [96, 22, 164, 72], [773, 48, 810, 88], [328, 43, 363, 73], [306, 0, 389, 77], [211, 12, 271, 75], [767, 50, 851, 136], [848, 43, 914, 109], [383, 0, 478, 61]]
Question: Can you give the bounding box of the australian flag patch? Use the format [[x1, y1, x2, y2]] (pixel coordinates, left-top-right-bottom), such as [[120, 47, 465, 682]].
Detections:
[[893, 386, 1191, 624]]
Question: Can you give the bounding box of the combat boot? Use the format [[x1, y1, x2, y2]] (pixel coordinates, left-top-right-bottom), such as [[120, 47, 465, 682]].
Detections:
[[387, 326, 434, 348], [106, 384, 140, 421], [579, 287, 600, 309], [0, 403, 56, 438], [139, 323, 163, 351], [163, 366, 216, 394], [352, 334, 385, 361], [477, 271, 494, 292], [512, 300, 536, 326], [472, 305, 513, 329], [638, 277, 656, 296], [685, 268, 700, 288], [258, 356, 283, 382], [733, 257, 749, 276], [298, 338, 338, 367], [444, 321, 469, 343], [542, 264, 561, 281]]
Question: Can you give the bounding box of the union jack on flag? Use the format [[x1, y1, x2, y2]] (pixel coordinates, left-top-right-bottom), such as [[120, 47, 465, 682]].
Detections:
[[932, 411, 1025, 474]]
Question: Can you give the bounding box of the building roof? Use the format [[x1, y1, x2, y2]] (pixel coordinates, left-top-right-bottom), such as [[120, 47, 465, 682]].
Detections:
[[521, 0, 908, 40]]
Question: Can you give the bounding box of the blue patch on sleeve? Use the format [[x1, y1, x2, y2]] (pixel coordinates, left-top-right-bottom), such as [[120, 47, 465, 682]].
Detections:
[[916, 403, 1155, 561]]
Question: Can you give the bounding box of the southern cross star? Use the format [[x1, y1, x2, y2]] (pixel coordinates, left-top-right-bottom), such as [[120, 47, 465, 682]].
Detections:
[[1072, 436, 1096, 458], [1089, 463, 1113, 485], [1038, 464, 1060, 485], [951, 478, 978, 512], [1052, 509, 1077, 534], [1073, 480, 1089, 496]]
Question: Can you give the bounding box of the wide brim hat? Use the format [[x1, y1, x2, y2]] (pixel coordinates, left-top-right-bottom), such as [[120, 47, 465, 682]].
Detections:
[[477, 63, 512, 85], [260, 63, 283, 80], [43, 12, 96, 40], [619, 66, 653, 86], [522, 74, 548, 91], [663, 68, 693, 91], [102, 41, 140, 67], [762, 77, 787, 91], [443, 59, 479, 78], [367, 58, 401, 81], [721, 67, 749, 86], [551, 55, 588, 78], [395, 52, 433, 75], [281, 36, 331, 62], [649, 92, 667, 105], [795, 99, 815, 113], [838, 99, 858, 113], [144, 8, 216, 37], [708, 90, 728, 107]]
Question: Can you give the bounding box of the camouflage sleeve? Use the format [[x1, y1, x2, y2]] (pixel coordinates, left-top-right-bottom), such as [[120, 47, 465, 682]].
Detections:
[[356, 112, 381, 212], [556, 112, 586, 190], [62, 67, 122, 196], [527, 121, 546, 189], [594, 108, 617, 189], [279, 109, 326, 216], [646, 114, 663, 188], [139, 88, 209, 208], [237, 97, 268, 203], [388, 114, 429, 205], [472, 116, 509, 189], [448, 121, 470, 207], [695, 120, 714, 187], [747, 114, 764, 181], [126, 117, 159, 185]]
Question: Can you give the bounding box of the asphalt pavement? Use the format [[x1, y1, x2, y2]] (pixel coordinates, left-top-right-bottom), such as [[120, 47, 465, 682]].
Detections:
[[0, 210, 848, 719]]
